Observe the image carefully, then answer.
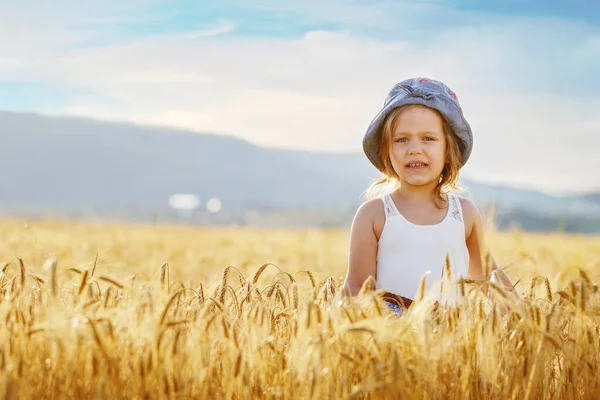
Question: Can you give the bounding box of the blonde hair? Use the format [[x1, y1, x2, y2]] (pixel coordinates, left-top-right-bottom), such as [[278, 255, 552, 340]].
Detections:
[[364, 105, 465, 208]]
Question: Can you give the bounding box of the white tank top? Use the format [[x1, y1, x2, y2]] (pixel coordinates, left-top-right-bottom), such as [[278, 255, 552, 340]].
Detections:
[[376, 192, 470, 302]]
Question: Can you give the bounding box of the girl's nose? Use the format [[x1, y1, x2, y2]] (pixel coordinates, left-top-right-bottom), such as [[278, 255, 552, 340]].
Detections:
[[408, 145, 422, 154]]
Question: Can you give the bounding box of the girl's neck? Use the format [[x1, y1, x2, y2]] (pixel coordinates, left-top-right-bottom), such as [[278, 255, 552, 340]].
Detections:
[[395, 181, 445, 203]]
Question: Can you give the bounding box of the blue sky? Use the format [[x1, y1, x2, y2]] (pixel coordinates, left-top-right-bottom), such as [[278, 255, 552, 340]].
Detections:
[[0, 0, 599, 193]]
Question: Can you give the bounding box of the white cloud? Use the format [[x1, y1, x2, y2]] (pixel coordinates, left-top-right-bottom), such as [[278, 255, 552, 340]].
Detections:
[[162, 20, 237, 40], [0, 57, 23, 68], [0, 2, 599, 192], [0, 1, 159, 56]]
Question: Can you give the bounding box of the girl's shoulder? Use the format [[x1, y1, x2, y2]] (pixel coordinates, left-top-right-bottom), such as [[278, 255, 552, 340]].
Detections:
[[352, 196, 387, 241]]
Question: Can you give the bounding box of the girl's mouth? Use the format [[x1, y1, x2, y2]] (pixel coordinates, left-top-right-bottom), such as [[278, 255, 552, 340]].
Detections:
[[406, 162, 428, 170]]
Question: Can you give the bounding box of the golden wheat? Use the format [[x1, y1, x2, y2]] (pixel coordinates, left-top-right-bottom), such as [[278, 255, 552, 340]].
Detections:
[[0, 218, 599, 399]]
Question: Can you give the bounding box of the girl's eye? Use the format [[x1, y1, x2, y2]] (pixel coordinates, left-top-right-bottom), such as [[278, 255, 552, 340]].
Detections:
[[395, 137, 408, 143], [424, 136, 435, 141]]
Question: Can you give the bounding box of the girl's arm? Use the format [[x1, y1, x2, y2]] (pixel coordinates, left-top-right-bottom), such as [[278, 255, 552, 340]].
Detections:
[[341, 199, 380, 297], [461, 198, 520, 297]]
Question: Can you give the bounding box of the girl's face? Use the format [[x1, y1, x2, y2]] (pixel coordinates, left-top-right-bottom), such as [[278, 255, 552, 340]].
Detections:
[[388, 105, 447, 189]]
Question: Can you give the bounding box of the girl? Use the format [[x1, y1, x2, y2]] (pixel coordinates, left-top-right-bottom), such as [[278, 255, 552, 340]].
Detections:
[[341, 77, 518, 312]]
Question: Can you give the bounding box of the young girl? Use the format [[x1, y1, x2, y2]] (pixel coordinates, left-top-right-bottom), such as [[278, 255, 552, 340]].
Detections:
[[341, 77, 518, 311]]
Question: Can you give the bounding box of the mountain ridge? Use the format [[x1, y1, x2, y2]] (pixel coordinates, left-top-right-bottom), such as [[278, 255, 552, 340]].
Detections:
[[1, 110, 599, 232]]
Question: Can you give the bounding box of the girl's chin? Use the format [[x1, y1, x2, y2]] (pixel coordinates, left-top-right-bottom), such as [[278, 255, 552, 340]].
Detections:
[[399, 177, 439, 187]]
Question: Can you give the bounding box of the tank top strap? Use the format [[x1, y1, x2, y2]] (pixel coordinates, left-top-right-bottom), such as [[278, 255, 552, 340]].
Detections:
[[380, 193, 399, 219], [447, 194, 464, 224]]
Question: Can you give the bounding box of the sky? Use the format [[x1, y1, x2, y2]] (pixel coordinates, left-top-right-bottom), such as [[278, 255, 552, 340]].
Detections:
[[0, 0, 599, 194]]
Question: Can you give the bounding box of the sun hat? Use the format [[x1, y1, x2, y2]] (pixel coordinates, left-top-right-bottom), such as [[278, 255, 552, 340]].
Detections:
[[362, 77, 473, 172]]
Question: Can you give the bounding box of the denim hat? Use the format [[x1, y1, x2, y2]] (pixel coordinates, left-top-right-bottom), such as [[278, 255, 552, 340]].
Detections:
[[362, 77, 473, 172]]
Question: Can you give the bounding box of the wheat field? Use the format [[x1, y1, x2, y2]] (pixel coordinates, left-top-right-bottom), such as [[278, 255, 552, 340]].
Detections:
[[0, 217, 599, 399]]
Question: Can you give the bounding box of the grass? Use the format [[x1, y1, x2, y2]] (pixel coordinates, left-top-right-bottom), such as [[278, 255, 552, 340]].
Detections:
[[0, 218, 599, 399]]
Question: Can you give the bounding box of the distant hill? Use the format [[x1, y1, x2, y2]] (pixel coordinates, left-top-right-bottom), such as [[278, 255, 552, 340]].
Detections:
[[1, 110, 599, 232], [574, 193, 600, 204]]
